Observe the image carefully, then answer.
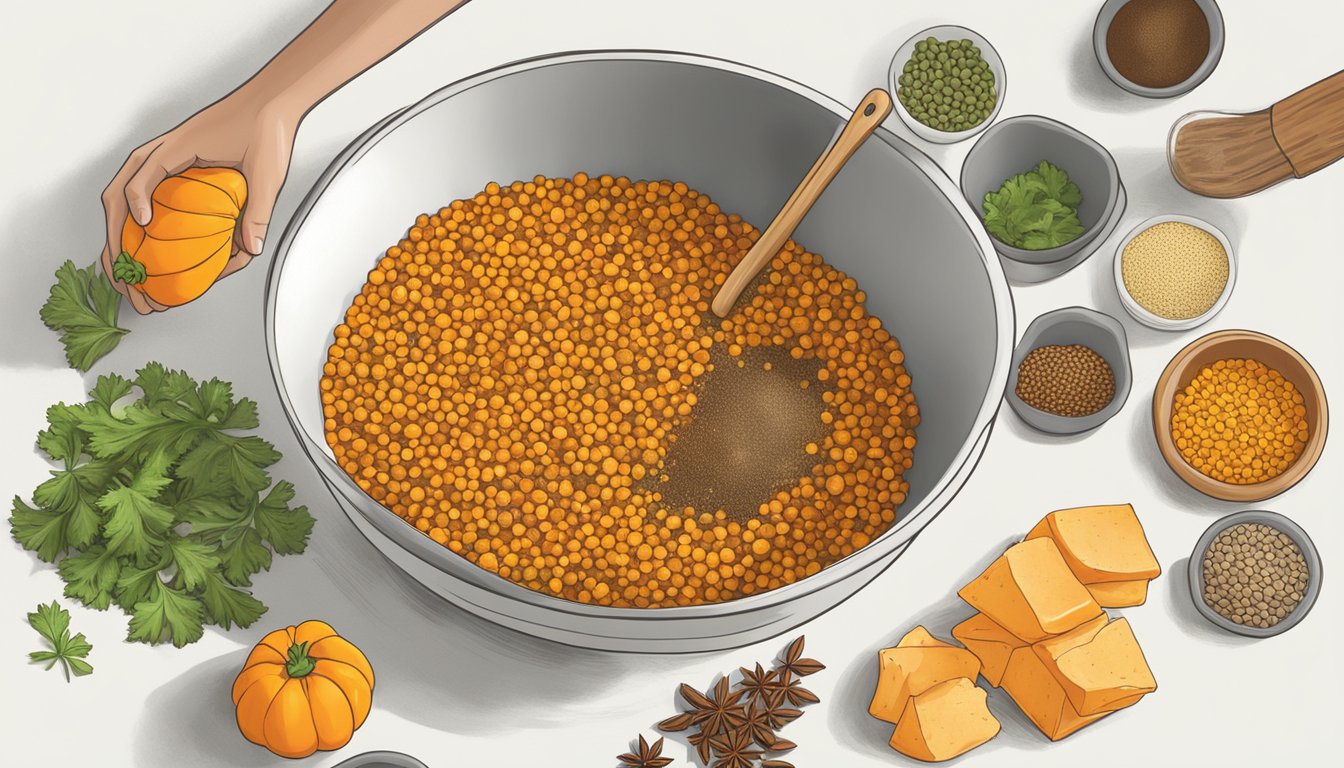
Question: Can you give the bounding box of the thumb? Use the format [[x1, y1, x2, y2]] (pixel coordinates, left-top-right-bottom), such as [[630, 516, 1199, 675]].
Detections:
[[238, 152, 288, 256], [124, 147, 188, 226]]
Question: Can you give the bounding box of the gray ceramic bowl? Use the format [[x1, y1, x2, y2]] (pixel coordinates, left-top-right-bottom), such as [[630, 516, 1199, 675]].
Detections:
[[266, 51, 1014, 653], [1006, 307, 1132, 435], [1187, 510, 1322, 638], [1093, 0, 1225, 98], [332, 752, 428, 768], [960, 115, 1123, 276]]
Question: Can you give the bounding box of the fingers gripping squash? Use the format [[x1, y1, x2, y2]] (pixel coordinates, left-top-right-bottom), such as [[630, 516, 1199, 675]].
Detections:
[[113, 167, 247, 307], [232, 620, 375, 758]]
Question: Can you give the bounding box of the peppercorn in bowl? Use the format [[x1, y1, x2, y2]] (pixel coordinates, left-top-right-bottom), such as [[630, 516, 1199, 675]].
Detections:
[[265, 52, 1013, 652]]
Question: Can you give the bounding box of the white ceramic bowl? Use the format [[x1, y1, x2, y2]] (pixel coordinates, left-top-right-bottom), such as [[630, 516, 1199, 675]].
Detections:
[[266, 51, 1014, 652], [1113, 214, 1236, 331], [889, 25, 1006, 144]]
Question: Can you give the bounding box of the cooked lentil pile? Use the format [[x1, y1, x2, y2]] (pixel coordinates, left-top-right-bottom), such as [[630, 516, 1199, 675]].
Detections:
[[1015, 344, 1115, 417], [1171, 358, 1309, 484], [1121, 221, 1228, 320], [1202, 522, 1309, 628], [320, 173, 919, 607]]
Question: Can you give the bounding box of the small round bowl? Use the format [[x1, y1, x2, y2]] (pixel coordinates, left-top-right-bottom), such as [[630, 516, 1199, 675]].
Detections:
[[1093, 0, 1226, 98], [889, 25, 1006, 144], [1153, 330, 1329, 502], [1187, 510, 1322, 637], [1006, 307, 1133, 435], [1113, 214, 1237, 331], [961, 115, 1122, 270]]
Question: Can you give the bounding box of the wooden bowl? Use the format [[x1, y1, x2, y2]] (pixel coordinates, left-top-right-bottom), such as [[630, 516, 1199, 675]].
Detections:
[[1153, 330, 1328, 502]]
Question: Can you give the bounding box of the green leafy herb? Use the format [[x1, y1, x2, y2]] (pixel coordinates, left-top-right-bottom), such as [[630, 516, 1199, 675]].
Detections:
[[10, 364, 314, 647], [982, 160, 1086, 250], [27, 601, 94, 680], [39, 261, 129, 372]]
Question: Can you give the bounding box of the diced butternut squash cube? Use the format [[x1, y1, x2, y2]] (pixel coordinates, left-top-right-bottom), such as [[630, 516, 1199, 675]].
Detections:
[[951, 612, 1027, 687], [957, 538, 1102, 643], [870, 626, 981, 724], [1032, 617, 1156, 716], [1086, 579, 1150, 608], [1026, 505, 1160, 587], [889, 677, 1000, 762], [1000, 644, 1129, 741]]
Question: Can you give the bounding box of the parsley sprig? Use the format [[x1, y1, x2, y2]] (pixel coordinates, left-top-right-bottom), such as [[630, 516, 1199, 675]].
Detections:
[[11, 364, 314, 647], [982, 160, 1086, 251], [39, 261, 128, 372], [28, 601, 93, 680]]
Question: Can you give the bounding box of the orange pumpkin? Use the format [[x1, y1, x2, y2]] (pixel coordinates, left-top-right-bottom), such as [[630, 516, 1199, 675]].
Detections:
[[231, 620, 375, 759], [113, 167, 248, 307]]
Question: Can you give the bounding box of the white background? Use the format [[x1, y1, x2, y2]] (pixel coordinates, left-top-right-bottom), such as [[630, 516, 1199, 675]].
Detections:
[[1, 1, 1339, 766]]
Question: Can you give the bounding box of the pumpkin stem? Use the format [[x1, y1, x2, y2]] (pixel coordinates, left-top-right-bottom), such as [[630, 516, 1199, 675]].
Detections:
[[285, 640, 317, 678], [112, 251, 147, 285]]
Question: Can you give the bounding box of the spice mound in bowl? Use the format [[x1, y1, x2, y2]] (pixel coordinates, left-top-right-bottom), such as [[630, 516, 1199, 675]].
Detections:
[[889, 24, 1006, 144], [1188, 510, 1321, 637], [1095, 0, 1225, 98], [319, 173, 921, 608], [1015, 344, 1115, 418], [1114, 215, 1233, 331], [1153, 330, 1328, 502]]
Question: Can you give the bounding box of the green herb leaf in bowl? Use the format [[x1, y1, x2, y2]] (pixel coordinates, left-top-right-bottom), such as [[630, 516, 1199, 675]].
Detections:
[[982, 161, 1085, 250]]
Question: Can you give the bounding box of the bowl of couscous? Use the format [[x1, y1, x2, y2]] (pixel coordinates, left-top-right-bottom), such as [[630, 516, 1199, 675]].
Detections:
[[1114, 214, 1236, 331], [1153, 330, 1328, 502], [265, 51, 1014, 652]]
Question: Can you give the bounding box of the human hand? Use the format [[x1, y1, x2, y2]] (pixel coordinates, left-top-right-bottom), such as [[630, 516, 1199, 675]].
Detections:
[[101, 92, 299, 313]]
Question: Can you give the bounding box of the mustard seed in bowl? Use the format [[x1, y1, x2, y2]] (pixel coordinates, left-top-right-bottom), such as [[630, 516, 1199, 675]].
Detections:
[[1121, 220, 1229, 320]]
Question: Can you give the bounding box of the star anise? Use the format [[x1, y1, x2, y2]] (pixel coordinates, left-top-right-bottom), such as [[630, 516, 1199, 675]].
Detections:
[[775, 668, 821, 707], [617, 734, 674, 768], [736, 663, 784, 707], [777, 635, 826, 680], [708, 726, 764, 768], [737, 699, 779, 751], [679, 678, 747, 737], [761, 761, 795, 768]]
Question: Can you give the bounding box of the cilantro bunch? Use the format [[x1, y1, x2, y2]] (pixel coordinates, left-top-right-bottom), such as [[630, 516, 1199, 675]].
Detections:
[[10, 364, 314, 647], [982, 160, 1086, 250]]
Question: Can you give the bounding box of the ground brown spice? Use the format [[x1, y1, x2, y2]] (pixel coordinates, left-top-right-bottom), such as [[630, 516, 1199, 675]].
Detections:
[[1106, 0, 1210, 89]]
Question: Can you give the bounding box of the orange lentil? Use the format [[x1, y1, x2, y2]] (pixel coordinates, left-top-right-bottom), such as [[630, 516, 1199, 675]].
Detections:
[[321, 175, 918, 607], [1171, 358, 1309, 484]]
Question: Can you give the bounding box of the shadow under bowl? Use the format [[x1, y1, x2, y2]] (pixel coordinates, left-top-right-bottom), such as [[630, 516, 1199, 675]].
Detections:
[[1186, 510, 1322, 637], [1152, 330, 1329, 502], [1006, 307, 1133, 435], [961, 115, 1122, 268]]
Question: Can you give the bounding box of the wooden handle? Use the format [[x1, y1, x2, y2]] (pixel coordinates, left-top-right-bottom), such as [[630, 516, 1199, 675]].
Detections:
[[1271, 69, 1344, 178], [711, 88, 894, 317]]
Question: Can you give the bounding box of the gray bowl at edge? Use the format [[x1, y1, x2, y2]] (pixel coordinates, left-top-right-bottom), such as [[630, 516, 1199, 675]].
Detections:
[[1093, 0, 1226, 98], [1006, 307, 1132, 435], [960, 115, 1122, 266], [1187, 510, 1322, 637]]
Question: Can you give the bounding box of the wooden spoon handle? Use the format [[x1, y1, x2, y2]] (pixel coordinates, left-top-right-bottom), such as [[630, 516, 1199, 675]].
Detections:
[[1271, 69, 1344, 177], [712, 88, 893, 318]]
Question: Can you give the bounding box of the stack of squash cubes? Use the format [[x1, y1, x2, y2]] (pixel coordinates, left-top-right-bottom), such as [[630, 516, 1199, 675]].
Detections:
[[870, 504, 1161, 761]]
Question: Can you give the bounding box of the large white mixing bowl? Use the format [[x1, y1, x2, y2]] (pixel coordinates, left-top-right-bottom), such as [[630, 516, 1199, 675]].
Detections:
[[265, 51, 1013, 652]]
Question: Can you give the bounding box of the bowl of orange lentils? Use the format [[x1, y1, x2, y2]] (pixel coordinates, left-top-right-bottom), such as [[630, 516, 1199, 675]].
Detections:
[[1153, 329, 1328, 502]]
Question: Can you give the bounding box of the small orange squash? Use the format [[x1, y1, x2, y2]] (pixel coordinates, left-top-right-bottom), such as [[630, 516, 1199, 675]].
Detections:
[[113, 167, 247, 307], [232, 620, 375, 759]]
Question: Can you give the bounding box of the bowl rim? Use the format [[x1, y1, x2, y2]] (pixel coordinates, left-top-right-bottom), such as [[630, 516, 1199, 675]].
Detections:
[[1186, 510, 1323, 637], [959, 114, 1122, 264], [1092, 0, 1226, 99], [1151, 329, 1329, 502], [263, 49, 1016, 621], [1005, 306, 1133, 435], [888, 24, 1007, 144], [1112, 213, 1237, 331]]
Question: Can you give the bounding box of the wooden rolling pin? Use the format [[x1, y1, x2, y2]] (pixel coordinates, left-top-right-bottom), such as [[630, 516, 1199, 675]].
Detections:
[[1170, 69, 1344, 198]]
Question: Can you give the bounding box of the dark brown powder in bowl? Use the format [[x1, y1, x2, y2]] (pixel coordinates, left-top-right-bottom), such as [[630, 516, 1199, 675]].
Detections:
[[1106, 0, 1210, 89]]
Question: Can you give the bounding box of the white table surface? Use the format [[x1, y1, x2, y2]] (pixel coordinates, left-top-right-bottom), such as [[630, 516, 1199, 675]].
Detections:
[[2, 1, 1339, 765]]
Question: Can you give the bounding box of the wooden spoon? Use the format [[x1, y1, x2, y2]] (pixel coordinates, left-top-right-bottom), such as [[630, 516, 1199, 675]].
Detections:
[[711, 88, 894, 317]]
